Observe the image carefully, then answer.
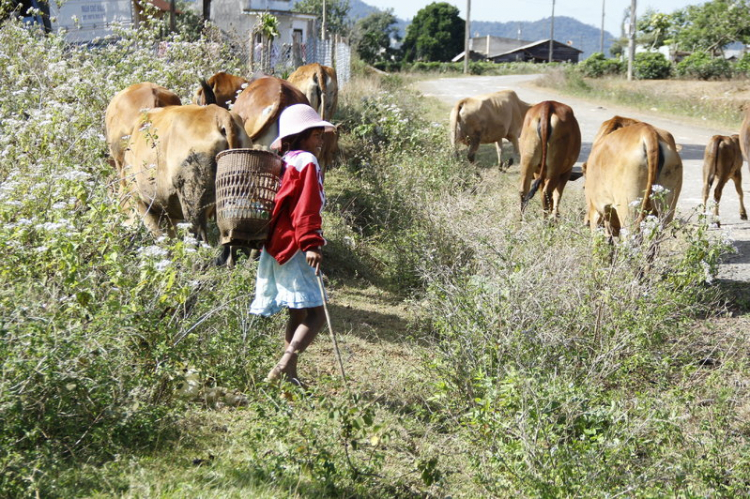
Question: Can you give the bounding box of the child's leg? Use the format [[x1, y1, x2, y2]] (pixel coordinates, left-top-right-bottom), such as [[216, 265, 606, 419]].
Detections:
[[268, 306, 325, 381]]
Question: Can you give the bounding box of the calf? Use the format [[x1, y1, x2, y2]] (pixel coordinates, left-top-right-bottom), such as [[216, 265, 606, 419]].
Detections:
[[702, 134, 746, 226]]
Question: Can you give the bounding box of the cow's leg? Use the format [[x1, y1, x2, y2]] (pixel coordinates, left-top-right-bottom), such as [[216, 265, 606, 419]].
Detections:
[[550, 171, 572, 218], [701, 177, 711, 214], [467, 137, 480, 163], [495, 142, 508, 170], [732, 171, 748, 220], [135, 201, 165, 239], [712, 179, 725, 223]]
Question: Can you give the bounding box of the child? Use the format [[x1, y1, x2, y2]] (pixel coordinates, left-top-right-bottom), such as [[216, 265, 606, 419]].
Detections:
[[250, 104, 334, 386]]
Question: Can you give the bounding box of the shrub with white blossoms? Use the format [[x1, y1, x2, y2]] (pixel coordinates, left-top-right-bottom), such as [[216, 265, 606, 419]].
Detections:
[[0, 18, 270, 497]]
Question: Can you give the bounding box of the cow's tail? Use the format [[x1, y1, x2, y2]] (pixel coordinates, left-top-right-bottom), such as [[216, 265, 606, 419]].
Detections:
[[199, 78, 217, 105], [636, 126, 662, 226], [449, 102, 464, 149], [705, 134, 721, 189], [524, 101, 552, 204]]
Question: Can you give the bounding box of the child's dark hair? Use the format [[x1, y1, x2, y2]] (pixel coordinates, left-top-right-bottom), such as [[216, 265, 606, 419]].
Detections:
[[280, 126, 324, 153]]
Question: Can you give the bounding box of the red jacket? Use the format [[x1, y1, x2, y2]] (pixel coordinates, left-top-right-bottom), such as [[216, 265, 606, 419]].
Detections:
[[265, 151, 326, 264]]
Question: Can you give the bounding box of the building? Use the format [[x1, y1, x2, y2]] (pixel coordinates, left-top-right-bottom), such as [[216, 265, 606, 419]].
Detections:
[[453, 35, 583, 64], [489, 39, 583, 63], [210, 0, 317, 53]]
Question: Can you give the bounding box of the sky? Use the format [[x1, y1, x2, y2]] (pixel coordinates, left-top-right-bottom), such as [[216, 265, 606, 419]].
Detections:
[[362, 0, 707, 36]]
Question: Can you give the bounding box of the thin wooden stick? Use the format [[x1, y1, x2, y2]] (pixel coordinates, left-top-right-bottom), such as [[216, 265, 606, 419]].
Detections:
[[316, 263, 348, 390]]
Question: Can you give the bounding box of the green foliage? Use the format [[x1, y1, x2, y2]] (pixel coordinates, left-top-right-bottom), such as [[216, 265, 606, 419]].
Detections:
[[637, 9, 678, 50], [736, 52, 750, 76], [671, 0, 750, 53], [422, 210, 735, 495], [633, 51, 672, 79], [401, 2, 464, 63], [293, 0, 350, 37], [579, 52, 624, 77], [676, 50, 734, 80], [351, 10, 399, 65], [0, 19, 269, 496], [332, 81, 475, 291]]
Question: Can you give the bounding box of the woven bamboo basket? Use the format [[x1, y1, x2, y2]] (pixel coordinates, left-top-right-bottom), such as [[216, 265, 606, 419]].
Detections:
[[215, 148, 283, 247]]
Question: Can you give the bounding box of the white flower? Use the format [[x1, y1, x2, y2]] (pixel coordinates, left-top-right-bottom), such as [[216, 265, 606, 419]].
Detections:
[[140, 245, 168, 258], [651, 184, 669, 195], [155, 259, 171, 271]]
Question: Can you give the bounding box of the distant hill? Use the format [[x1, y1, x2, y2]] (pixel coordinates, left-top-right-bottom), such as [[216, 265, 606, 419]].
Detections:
[[344, 0, 617, 59]]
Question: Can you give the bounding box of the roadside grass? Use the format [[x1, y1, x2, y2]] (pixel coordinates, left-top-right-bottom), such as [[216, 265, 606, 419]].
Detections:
[[3, 18, 750, 497], [536, 68, 749, 129]]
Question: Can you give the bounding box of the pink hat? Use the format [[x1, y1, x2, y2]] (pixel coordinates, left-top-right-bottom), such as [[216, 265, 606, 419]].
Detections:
[[271, 104, 334, 150]]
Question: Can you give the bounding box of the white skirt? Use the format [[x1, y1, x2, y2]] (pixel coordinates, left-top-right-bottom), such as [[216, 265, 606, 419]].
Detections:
[[250, 249, 326, 316]]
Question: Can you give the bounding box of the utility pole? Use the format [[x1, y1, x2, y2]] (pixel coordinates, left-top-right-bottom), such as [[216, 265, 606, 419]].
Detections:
[[600, 0, 605, 54], [548, 0, 555, 63], [322, 0, 327, 40], [627, 0, 636, 81], [170, 0, 176, 32], [464, 0, 471, 74]]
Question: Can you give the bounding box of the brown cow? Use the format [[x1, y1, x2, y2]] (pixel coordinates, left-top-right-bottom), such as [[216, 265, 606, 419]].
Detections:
[[105, 82, 182, 188], [741, 106, 750, 170], [702, 134, 746, 226], [286, 63, 338, 121], [231, 76, 310, 146], [228, 75, 340, 173], [449, 89, 532, 166], [518, 100, 581, 217], [122, 104, 252, 242], [194, 71, 253, 109], [584, 121, 683, 238]]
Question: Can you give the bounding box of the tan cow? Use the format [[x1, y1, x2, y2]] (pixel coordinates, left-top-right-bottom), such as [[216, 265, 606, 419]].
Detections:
[[122, 104, 252, 242], [740, 106, 750, 169], [104, 82, 182, 188], [287, 63, 338, 121], [702, 134, 746, 226], [194, 71, 253, 109], [449, 89, 532, 166], [519, 100, 581, 217], [584, 121, 683, 237]]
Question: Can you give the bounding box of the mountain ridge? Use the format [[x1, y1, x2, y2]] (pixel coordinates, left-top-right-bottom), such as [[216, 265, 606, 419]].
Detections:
[[346, 0, 617, 59]]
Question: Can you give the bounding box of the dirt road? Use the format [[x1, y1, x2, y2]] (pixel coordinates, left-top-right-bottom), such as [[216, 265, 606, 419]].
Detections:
[[416, 74, 750, 283]]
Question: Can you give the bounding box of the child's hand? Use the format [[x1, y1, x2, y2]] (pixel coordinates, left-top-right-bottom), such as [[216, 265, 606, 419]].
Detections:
[[305, 247, 322, 274]]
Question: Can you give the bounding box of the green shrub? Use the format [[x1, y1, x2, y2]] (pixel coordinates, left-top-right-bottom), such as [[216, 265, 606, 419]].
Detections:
[[735, 52, 750, 76], [580, 52, 625, 77], [633, 51, 672, 79], [676, 51, 734, 80]]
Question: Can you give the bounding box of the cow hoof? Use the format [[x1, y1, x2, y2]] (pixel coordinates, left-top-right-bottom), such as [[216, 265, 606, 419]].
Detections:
[[741, 213, 748, 221]]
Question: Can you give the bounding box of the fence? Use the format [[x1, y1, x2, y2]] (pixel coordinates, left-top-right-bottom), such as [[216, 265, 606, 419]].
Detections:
[[248, 37, 351, 87]]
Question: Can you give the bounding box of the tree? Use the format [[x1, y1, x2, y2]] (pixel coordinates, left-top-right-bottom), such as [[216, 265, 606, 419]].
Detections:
[[670, 0, 750, 55], [293, 0, 350, 38], [401, 2, 464, 62], [352, 10, 399, 64], [637, 10, 676, 50]]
